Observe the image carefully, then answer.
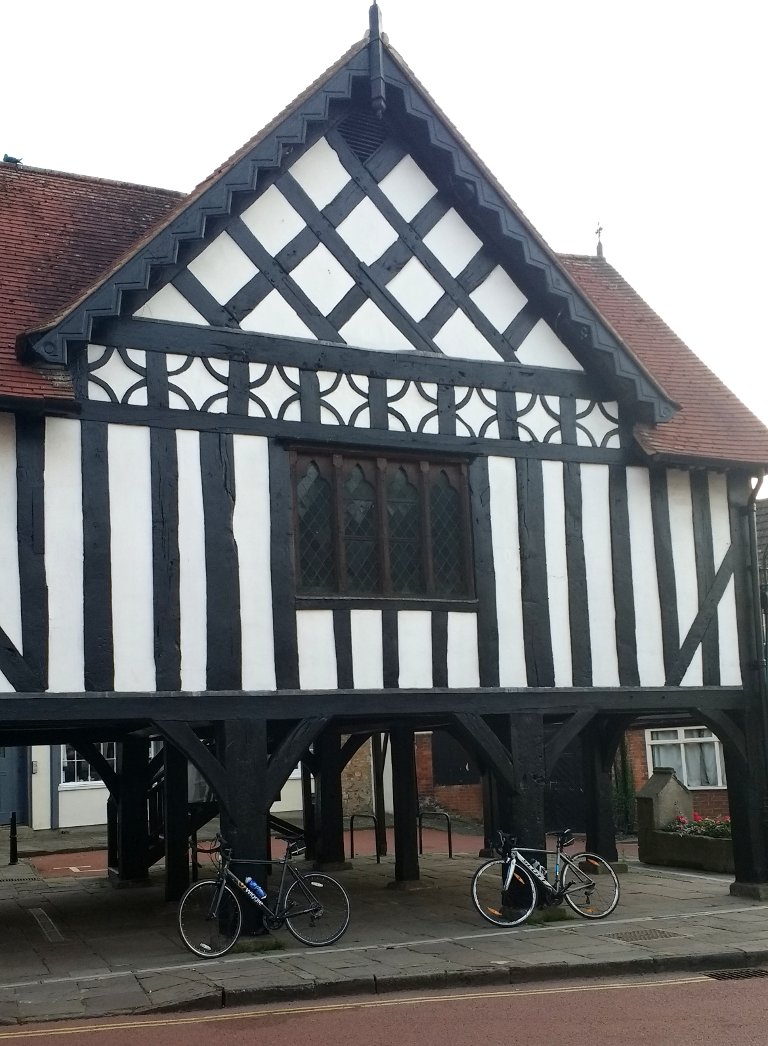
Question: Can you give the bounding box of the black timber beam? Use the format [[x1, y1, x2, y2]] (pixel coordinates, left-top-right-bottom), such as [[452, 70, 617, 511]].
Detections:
[[0, 687, 748, 726], [544, 709, 596, 773]]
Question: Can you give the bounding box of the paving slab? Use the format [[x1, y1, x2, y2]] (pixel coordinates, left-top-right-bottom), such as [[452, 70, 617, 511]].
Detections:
[[1, 843, 768, 1023]]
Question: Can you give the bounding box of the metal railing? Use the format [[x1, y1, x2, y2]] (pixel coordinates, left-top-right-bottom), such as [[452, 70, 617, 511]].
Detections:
[[2, 812, 18, 866], [349, 813, 381, 862], [418, 810, 453, 858]]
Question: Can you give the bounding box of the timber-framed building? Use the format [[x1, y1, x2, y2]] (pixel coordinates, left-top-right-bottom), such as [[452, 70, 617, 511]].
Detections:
[[3, 6, 768, 899]]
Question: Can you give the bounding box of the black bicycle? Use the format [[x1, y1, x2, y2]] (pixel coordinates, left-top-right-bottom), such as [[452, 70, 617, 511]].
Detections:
[[177, 834, 350, 956], [472, 828, 620, 927]]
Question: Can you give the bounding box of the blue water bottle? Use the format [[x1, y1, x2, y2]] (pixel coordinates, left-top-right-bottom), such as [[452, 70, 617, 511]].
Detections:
[[245, 876, 266, 900]]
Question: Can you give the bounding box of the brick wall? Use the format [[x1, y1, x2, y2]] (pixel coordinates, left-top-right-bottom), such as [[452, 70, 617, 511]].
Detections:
[[625, 726, 730, 820], [414, 732, 483, 820]]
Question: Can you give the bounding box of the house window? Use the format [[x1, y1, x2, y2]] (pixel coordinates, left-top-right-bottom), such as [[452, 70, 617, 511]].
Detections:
[[646, 727, 727, 789], [291, 450, 473, 598], [60, 743, 116, 786]]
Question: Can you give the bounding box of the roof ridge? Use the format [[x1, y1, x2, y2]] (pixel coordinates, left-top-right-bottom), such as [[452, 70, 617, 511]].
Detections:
[[0, 161, 185, 197]]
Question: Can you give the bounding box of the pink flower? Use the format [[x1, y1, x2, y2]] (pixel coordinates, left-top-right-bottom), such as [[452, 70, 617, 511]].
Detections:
[[692, 812, 703, 822]]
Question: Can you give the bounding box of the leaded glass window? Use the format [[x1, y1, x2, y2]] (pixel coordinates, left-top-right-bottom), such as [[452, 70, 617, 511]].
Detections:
[[291, 450, 473, 598]]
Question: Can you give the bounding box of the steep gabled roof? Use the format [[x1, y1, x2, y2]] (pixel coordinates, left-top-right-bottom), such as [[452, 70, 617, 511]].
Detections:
[[0, 163, 181, 406], [1, 26, 767, 470], [16, 32, 676, 428], [559, 255, 768, 469]]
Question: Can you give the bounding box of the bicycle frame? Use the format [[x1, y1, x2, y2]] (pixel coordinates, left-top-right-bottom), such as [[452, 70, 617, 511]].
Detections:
[[214, 849, 320, 926], [502, 843, 596, 903]]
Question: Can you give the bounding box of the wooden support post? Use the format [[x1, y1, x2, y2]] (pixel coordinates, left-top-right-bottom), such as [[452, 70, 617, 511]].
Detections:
[[220, 718, 270, 934], [314, 729, 348, 868], [501, 714, 546, 853], [726, 709, 768, 891], [371, 733, 388, 857], [163, 742, 190, 902], [112, 738, 150, 885], [580, 720, 619, 862], [390, 724, 419, 882], [300, 761, 316, 860]]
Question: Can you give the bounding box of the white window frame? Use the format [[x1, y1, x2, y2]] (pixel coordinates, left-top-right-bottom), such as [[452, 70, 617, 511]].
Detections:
[[644, 726, 727, 790], [60, 742, 116, 789]]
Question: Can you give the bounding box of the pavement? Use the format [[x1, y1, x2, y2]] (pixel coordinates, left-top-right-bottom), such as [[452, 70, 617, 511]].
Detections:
[[0, 823, 767, 1025]]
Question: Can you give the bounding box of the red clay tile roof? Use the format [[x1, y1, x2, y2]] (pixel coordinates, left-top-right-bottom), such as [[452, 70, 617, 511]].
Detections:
[[0, 163, 182, 406], [559, 255, 768, 469]]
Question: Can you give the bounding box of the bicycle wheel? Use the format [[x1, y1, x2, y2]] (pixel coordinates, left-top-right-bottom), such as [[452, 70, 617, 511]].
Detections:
[[284, 873, 350, 946], [562, 853, 620, 919], [471, 859, 537, 927], [178, 879, 242, 957]]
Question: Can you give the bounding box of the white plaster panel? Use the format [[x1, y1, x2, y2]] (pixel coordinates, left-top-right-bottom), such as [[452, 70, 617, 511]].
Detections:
[[542, 461, 572, 687], [397, 611, 432, 688], [625, 466, 665, 686], [386, 379, 438, 433], [0, 414, 21, 652], [0, 668, 13, 693], [576, 401, 620, 448], [709, 472, 741, 684], [454, 387, 498, 438], [167, 356, 229, 413], [385, 257, 443, 322], [717, 576, 741, 685], [289, 138, 349, 209], [45, 419, 84, 691], [516, 319, 584, 371], [240, 289, 316, 340], [447, 613, 480, 687], [187, 231, 258, 305], [488, 456, 527, 685], [336, 197, 398, 264], [134, 284, 208, 325], [240, 185, 305, 256], [422, 209, 482, 277], [87, 346, 148, 405], [378, 155, 437, 221], [469, 266, 527, 332], [30, 744, 51, 828], [340, 300, 416, 352], [433, 309, 499, 362], [667, 469, 702, 686], [516, 394, 561, 443], [247, 364, 301, 420], [318, 371, 369, 427], [351, 610, 384, 688], [108, 425, 156, 691], [58, 783, 109, 828], [297, 610, 338, 690], [176, 429, 207, 691], [234, 435, 276, 690], [580, 464, 620, 686], [290, 243, 354, 315]]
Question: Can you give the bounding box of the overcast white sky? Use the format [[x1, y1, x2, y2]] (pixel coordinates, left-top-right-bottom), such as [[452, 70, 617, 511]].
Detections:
[[4, 1, 767, 423]]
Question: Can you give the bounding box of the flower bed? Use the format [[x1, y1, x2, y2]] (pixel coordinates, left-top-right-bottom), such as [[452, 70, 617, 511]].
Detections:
[[641, 813, 733, 873]]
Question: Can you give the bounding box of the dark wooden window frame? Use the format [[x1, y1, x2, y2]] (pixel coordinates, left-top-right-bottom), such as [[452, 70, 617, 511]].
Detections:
[[290, 447, 475, 602]]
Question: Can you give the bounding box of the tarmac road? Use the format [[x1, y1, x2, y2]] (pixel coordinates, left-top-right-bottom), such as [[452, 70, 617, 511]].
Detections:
[[2, 972, 768, 1045]]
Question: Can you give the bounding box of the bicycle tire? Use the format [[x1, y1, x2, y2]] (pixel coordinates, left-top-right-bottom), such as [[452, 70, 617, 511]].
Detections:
[[471, 859, 537, 927], [284, 872, 350, 946], [178, 879, 242, 957], [562, 852, 620, 919]]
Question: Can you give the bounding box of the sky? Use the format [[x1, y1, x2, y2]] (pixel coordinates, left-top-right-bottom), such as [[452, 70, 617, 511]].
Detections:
[[4, 0, 767, 423]]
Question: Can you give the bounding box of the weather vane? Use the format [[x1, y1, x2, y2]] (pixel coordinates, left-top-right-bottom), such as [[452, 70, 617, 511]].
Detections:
[[595, 222, 604, 259]]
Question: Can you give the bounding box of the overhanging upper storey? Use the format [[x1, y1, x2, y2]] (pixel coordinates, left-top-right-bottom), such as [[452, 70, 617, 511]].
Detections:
[[21, 29, 677, 427]]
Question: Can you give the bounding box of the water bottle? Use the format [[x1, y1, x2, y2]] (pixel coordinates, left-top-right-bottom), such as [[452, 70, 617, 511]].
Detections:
[[531, 859, 547, 879], [245, 876, 266, 900]]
